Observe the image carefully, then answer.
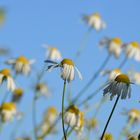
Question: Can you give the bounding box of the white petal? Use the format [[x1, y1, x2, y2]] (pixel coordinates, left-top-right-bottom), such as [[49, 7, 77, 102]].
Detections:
[[75, 66, 83, 80]]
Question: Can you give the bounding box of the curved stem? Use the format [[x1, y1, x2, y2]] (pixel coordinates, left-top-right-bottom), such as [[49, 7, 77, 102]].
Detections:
[[118, 56, 128, 69], [62, 80, 67, 140], [100, 95, 120, 140], [72, 54, 111, 104]]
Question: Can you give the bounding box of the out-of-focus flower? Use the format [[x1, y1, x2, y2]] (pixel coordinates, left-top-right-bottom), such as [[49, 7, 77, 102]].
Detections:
[[12, 87, 24, 103], [124, 41, 140, 61], [128, 70, 140, 85], [45, 58, 82, 82], [103, 74, 131, 100], [0, 102, 16, 122], [102, 132, 113, 140], [35, 82, 50, 97], [6, 56, 35, 75], [83, 12, 106, 31], [0, 68, 16, 91], [43, 45, 62, 61], [39, 106, 57, 135], [15, 137, 30, 140], [127, 109, 140, 123], [86, 117, 97, 130], [0, 8, 5, 25], [64, 105, 84, 133], [99, 37, 123, 58], [101, 68, 121, 81], [0, 47, 10, 55], [127, 134, 137, 140]]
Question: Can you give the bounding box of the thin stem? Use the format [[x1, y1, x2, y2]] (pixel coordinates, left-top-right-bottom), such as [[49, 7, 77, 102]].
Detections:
[[118, 56, 128, 69], [100, 95, 120, 140], [72, 54, 111, 104], [62, 80, 67, 140]]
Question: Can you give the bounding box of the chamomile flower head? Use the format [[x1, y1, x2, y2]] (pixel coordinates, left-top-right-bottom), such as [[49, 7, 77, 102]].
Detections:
[[127, 135, 137, 140], [101, 68, 122, 81], [102, 132, 113, 140], [0, 68, 16, 92], [128, 70, 140, 85], [6, 56, 35, 75], [0, 102, 16, 122], [86, 117, 97, 130], [103, 74, 132, 100], [124, 41, 140, 61], [83, 12, 106, 31], [35, 82, 50, 97], [43, 45, 62, 61], [99, 37, 123, 58], [128, 108, 140, 123], [64, 105, 84, 133], [12, 87, 24, 103], [45, 58, 82, 82]]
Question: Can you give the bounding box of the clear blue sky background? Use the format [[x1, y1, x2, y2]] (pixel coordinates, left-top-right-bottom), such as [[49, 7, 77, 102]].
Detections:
[[0, 0, 140, 140]]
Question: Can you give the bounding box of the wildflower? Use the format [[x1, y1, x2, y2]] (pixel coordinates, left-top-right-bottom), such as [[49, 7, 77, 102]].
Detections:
[[83, 12, 106, 31], [128, 109, 140, 123], [6, 56, 35, 75], [99, 37, 123, 58], [102, 132, 113, 140], [45, 58, 82, 82], [86, 117, 97, 130], [0, 68, 16, 91], [43, 45, 62, 61], [64, 105, 84, 133], [39, 107, 57, 135], [0, 102, 16, 122], [12, 88, 23, 102], [101, 68, 121, 81], [35, 82, 50, 97], [103, 74, 132, 100], [128, 70, 140, 85], [127, 135, 137, 140], [124, 41, 140, 61], [0, 8, 5, 25]]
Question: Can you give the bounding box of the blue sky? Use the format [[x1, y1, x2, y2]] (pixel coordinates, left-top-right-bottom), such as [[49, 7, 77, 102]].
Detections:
[[0, 0, 140, 139]]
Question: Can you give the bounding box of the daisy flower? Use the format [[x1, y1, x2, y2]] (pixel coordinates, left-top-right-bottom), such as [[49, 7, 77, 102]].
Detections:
[[102, 132, 113, 140], [43, 45, 62, 61], [86, 117, 97, 130], [6, 55, 35, 75], [101, 68, 122, 81], [127, 109, 140, 123], [128, 70, 140, 85], [124, 41, 140, 61], [99, 37, 123, 58], [35, 82, 50, 97], [103, 74, 132, 100], [45, 58, 82, 82], [83, 12, 106, 31], [64, 105, 84, 133], [0, 102, 16, 122], [0, 68, 16, 91], [39, 107, 57, 135], [12, 87, 24, 103]]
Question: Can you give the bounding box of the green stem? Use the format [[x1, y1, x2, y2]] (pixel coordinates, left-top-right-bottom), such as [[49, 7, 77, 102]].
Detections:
[[62, 80, 67, 140], [72, 54, 111, 104], [100, 95, 120, 140], [62, 128, 73, 140]]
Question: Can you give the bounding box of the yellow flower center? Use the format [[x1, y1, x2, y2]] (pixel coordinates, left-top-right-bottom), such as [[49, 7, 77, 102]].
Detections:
[[91, 13, 100, 18], [129, 109, 140, 116], [87, 118, 97, 128], [67, 105, 79, 114], [112, 38, 122, 45], [61, 59, 74, 66], [13, 88, 23, 96], [131, 41, 139, 48], [36, 83, 46, 91], [16, 56, 29, 64], [103, 133, 113, 140], [0, 102, 16, 111], [115, 74, 130, 84], [48, 47, 58, 51], [0, 69, 11, 76], [48, 107, 57, 114]]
